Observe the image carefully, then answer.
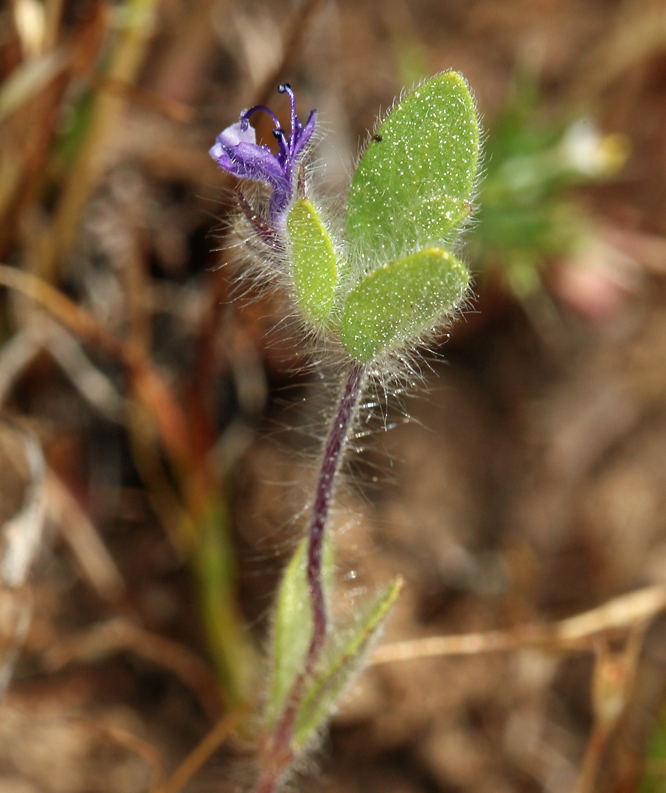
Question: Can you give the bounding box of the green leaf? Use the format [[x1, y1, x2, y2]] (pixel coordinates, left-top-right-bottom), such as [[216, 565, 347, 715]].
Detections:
[[265, 536, 334, 727], [287, 198, 341, 327], [292, 577, 402, 750], [194, 498, 258, 707], [346, 71, 480, 265], [640, 713, 666, 793], [340, 247, 469, 363]]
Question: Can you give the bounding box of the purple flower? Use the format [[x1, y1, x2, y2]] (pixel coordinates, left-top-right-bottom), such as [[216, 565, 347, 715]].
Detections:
[[209, 84, 316, 223]]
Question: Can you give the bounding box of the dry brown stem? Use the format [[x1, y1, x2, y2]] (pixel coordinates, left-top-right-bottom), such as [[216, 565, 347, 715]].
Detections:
[[160, 709, 245, 793], [0, 265, 197, 500], [69, 715, 167, 792], [45, 470, 126, 603], [371, 585, 666, 665]]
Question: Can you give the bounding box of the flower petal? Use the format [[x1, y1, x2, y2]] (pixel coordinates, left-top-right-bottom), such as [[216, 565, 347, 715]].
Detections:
[[211, 138, 288, 193], [230, 142, 289, 187], [292, 110, 316, 161], [209, 122, 257, 164], [221, 121, 257, 148]]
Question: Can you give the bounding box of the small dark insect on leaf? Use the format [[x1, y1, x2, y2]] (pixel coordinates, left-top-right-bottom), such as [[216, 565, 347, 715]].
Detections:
[[372, 134, 382, 142]]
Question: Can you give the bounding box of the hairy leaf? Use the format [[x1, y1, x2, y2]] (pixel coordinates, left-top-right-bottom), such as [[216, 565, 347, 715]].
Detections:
[[287, 198, 340, 327], [195, 498, 257, 706], [346, 71, 480, 265], [265, 536, 334, 727], [292, 577, 402, 749], [340, 247, 469, 362]]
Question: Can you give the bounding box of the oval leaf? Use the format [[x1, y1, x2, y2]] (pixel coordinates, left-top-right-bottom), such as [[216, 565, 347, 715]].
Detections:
[[287, 198, 340, 327], [340, 247, 469, 363], [346, 71, 480, 264]]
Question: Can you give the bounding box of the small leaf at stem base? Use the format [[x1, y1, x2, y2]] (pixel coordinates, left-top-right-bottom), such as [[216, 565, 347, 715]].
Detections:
[[265, 536, 334, 728], [292, 576, 403, 750]]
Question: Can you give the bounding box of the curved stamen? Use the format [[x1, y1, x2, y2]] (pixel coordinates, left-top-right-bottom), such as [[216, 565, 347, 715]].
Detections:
[[272, 127, 290, 157], [278, 83, 298, 153], [240, 104, 282, 130]]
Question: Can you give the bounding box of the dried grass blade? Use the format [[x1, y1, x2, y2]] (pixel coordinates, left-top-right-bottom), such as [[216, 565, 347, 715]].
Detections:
[[1, 425, 46, 588], [371, 585, 666, 665], [0, 49, 69, 123], [45, 470, 126, 602]]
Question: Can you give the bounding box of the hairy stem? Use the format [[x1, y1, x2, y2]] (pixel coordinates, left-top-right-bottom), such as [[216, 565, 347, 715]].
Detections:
[[255, 362, 365, 793], [305, 360, 365, 669]]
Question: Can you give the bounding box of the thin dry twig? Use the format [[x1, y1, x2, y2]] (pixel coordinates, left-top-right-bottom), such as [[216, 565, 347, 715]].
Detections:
[[43, 319, 126, 423], [0, 422, 46, 589], [43, 0, 66, 51], [45, 470, 126, 603], [0, 48, 70, 123], [0, 264, 132, 360], [370, 586, 666, 665], [0, 265, 196, 491], [371, 588, 664, 793], [0, 421, 46, 699], [68, 714, 166, 792], [160, 709, 245, 793], [0, 5, 107, 260], [0, 328, 42, 407], [573, 2, 666, 100], [0, 587, 33, 699], [0, 313, 125, 422], [127, 399, 194, 556]]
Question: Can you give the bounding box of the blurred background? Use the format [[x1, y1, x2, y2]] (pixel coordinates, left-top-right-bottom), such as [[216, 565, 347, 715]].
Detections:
[[2, 0, 666, 791]]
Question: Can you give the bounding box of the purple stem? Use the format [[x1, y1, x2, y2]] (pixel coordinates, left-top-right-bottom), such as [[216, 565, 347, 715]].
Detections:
[[305, 360, 365, 670], [254, 362, 366, 793]]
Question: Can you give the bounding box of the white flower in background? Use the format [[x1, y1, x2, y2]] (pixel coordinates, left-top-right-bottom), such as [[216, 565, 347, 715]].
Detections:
[[561, 119, 629, 177]]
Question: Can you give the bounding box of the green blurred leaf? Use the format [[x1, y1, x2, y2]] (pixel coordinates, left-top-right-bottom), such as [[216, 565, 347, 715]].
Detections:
[[53, 89, 96, 171], [340, 247, 469, 362], [467, 70, 627, 300], [195, 498, 257, 707], [640, 713, 666, 793], [265, 536, 334, 728], [292, 577, 402, 749], [392, 36, 430, 89], [287, 198, 341, 327], [346, 71, 480, 265]]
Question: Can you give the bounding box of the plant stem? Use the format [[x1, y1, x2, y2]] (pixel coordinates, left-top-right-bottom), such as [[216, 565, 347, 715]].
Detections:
[[253, 361, 366, 793], [305, 360, 365, 671]]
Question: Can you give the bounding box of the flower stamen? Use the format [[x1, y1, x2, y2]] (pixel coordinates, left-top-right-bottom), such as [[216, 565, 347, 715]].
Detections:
[[210, 84, 316, 225], [240, 105, 282, 131]]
